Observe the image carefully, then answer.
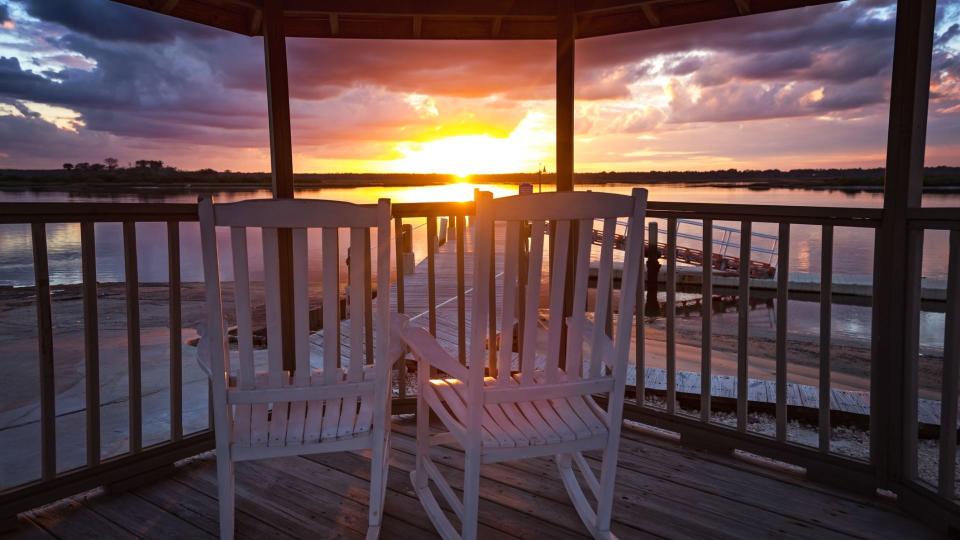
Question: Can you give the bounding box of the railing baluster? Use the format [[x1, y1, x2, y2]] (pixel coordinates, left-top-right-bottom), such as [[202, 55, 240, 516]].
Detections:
[[901, 227, 924, 481], [123, 221, 142, 453], [457, 215, 466, 365], [427, 217, 438, 337], [819, 225, 833, 452], [81, 222, 101, 464], [31, 222, 56, 480], [394, 217, 408, 398], [637, 222, 655, 405], [938, 229, 959, 498], [701, 219, 713, 422], [776, 222, 790, 442], [394, 217, 404, 314], [737, 221, 751, 431], [167, 221, 183, 442], [666, 218, 677, 414]]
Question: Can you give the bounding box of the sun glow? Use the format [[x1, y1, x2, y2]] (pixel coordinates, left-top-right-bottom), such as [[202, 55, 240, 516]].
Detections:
[[383, 111, 553, 176]]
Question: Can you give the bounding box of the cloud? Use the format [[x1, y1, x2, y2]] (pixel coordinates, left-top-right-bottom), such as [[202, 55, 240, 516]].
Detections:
[[20, 0, 219, 43], [0, 0, 959, 171]]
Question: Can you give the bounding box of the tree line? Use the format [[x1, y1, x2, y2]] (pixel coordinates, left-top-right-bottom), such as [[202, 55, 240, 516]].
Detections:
[[61, 158, 168, 172]]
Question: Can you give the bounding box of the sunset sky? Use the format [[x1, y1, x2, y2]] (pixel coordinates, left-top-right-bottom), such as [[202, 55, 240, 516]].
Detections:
[[1, 0, 959, 173]]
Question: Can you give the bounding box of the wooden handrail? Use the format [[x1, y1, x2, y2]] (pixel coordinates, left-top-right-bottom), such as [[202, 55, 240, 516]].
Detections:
[[0, 202, 199, 223], [0, 199, 895, 225]]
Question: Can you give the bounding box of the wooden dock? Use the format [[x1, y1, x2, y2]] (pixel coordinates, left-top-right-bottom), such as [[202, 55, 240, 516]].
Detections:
[[394, 223, 955, 433], [3, 417, 938, 539]]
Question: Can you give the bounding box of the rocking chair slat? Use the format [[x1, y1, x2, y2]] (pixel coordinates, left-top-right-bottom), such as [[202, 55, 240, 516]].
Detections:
[[292, 228, 310, 385], [262, 228, 284, 389], [498, 221, 521, 384], [545, 220, 571, 383], [521, 221, 545, 384], [565, 219, 593, 380], [591, 218, 617, 380], [320, 227, 342, 441]]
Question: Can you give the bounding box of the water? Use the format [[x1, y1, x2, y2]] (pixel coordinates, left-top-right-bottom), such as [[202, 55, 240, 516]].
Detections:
[[0, 183, 956, 352]]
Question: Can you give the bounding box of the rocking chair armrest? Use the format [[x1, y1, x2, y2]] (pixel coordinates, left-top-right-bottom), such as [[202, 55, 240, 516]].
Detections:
[[401, 326, 469, 381], [375, 313, 414, 381]]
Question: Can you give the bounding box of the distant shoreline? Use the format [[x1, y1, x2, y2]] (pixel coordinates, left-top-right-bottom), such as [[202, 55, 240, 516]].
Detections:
[[2, 167, 960, 193]]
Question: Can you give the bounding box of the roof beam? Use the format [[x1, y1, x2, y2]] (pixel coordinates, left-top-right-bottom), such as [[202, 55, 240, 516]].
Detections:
[[329, 12, 339, 35], [281, 0, 557, 17], [641, 4, 659, 26], [249, 8, 263, 34], [492, 16, 502, 37], [413, 15, 422, 38], [734, 0, 751, 15], [161, 0, 178, 12]]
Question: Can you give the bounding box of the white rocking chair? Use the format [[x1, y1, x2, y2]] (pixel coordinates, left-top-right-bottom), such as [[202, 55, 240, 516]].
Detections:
[[403, 189, 649, 540], [197, 197, 402, 539]]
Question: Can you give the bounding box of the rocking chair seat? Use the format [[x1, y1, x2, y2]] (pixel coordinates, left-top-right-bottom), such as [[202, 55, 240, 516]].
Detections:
[[429, 371, 611, 450]]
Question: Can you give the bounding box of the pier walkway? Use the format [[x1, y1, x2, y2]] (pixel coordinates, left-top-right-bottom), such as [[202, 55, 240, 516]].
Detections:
[[393, 221, 953, 432]]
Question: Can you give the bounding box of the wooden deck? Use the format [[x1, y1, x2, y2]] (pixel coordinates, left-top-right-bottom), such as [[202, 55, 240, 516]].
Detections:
[[4, 418, 939, 539]]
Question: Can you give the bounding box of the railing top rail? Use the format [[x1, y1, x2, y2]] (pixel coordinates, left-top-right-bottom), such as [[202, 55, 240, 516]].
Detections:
[[0, 199, 887, 225], [646, 201, 883, 226], [674, 218, 781, 239], [905, 207, 960, 230], [0, 202, 199, 223]]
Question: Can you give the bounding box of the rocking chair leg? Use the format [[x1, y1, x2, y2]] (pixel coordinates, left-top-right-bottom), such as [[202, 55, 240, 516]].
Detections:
[[461, 448, 481, 540], [594, 442, 621, 539], [367, 432, 389, 539], [215, 453, 235, 540]]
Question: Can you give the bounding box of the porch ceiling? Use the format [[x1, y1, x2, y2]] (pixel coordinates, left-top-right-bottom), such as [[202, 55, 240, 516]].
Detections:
[[111, 0, 843, 40]]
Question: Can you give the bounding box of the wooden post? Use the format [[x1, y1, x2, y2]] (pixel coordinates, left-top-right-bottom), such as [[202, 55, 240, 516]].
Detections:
[[556, 0, 574, 193], [263, 0, 296, 371], [556, 0, 577, 369], [870, 0, 935, 491]]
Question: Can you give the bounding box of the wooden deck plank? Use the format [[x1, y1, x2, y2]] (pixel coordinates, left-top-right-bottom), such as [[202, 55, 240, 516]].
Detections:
[[79, 489, 215, 540], [134, 473, 294, 540], [26, 498, 139, 539], [617, 428, 939, 539], [390, 423, 843, 540], [1, 518, 56, 540], [4, 418, 939, 540], [172, 456, 364, 539], [300, 450, 515, 539]]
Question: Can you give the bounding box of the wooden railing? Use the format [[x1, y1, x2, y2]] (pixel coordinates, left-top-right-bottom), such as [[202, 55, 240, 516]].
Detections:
[[625, 204, 883, 482], [896, 207, 960, 527], [0, 203, 212, 525], [1, 199, 957, 532]]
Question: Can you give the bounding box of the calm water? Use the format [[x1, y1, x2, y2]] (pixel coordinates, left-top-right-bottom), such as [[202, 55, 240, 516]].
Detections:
[[1, 183, 956, 351]]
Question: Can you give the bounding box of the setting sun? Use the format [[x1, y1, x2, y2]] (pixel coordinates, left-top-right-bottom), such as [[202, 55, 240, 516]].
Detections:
[[380, 111, 554, 176]]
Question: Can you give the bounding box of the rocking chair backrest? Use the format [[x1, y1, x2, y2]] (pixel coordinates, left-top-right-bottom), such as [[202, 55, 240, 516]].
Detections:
[[470, 189, 648, 390], [198, 197, 391, 440]]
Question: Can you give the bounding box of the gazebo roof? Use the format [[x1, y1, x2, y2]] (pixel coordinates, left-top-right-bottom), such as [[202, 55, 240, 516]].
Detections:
[[113, 0, 841, 40]]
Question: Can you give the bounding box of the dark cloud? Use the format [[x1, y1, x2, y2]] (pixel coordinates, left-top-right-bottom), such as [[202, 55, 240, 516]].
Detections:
[[21, 0, 219, 43], [1, 0, 959, 170], [0, 3, 10, 24]]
